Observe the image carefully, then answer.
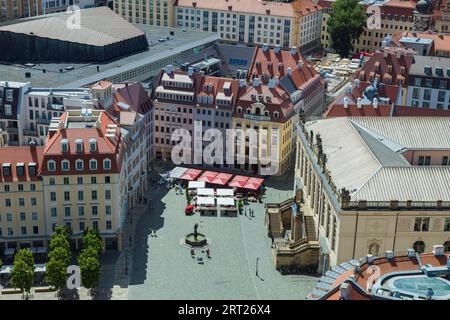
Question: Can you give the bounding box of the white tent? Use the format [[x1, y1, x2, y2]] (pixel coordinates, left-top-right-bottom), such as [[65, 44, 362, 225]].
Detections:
[[0, 265, 12, 274], [197, 197, 215, 206], [217, 197, 235, 206], [34, 264, 46, 273], [188, 181, 206, 189], [170, 167, 188, 179], [216, 189, 234, 197], [197, 188, 215, 196]]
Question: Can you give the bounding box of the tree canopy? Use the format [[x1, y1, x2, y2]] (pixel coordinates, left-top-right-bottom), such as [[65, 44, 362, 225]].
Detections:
[[11, 249, 35, 298], [327, 0, 367, 57], [46, 226, 71, 292]]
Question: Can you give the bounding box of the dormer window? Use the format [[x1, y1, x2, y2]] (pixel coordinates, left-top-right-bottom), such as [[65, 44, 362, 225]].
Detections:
[[75, 139, 83, 152], [236, 107, 242, 114], [61, 160, 70, 171], [89, 159, 97, 170], [28, 163, 36, 176], [89, 138, 97, 152], [47, 160, 56, 172], [274, 111, 279, 119], [16, 163, 24, 177], [103, 158, 112, 170], [61, 139, 69, 152]]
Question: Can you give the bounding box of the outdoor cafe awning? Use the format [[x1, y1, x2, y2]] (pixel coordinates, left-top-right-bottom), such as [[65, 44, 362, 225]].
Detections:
[[180, 169, 202, 181], [34, 264, 46, 273], [36, 247, 48, 254], [217, 197, 235, 206], [197, 188, 215, 196], [197, 171, 219, 183], [0, 265, 12, 274], [170, 166, 188, 179], [216, 188, 234, 197], [211, 173, 232, 185], [228, 175, 250, 188], [197, 196, 215, 206], [188, 181, 205, 189], [4, 248, 15, 256], [243, 177, 264, 190]]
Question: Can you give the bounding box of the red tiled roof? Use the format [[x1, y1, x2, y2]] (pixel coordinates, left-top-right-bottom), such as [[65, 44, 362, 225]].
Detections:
[[113, 82, 153, 114], [0, 146, 43, 181]]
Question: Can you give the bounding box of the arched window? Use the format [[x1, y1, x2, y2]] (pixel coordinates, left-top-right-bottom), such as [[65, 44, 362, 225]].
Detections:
[[103, 158, 112, 170], [75, 159, 84, 171], [89, 159, 97, 170], [61, 159, 70, 171], [443, 241, 450, 252], [413, 241, 425, 254], [47, 160, 56, 172]]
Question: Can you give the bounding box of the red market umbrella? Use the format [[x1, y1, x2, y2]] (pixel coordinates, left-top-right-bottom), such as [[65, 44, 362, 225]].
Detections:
[[180, 169, 202, 181], [243, 177, 264, 190], [211, 173, 233, 186], [197, 171, 219, 183], [228, 175, 250, 188]]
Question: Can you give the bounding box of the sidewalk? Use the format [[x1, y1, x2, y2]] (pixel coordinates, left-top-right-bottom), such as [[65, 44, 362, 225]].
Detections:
[[110, 171, 163, 300]]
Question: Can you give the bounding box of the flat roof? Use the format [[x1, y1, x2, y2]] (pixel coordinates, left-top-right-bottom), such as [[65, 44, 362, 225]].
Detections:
[[0, 24, 218, 88]]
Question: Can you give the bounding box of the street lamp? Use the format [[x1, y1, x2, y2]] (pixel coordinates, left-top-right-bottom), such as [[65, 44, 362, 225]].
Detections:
[[256, 257, 260, 277]]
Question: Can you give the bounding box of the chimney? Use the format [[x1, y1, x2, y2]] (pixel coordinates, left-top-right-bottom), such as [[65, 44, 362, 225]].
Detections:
[[253, 78, 260, 87], [407, 248, 415, 258], [343, 97, 349, 108], [433, 245, 445, 256], [339, 283, 351, 300], [268, 78, 275, 89], [274, 75, 280, 85], [287, 67, 292, 76], [354, 79, 360, 88], [239, 79, 246, 88], [373, 97, 378, 108], [262, 43, 269, 52], [366, 254, 375, 264], [274, 44, 281, 53], [29, 140, 36, 150], [125, 82, 128, 87], [357, 97, 362, 108], [290, 47, 297, 55], [188, 66, 194, 77]]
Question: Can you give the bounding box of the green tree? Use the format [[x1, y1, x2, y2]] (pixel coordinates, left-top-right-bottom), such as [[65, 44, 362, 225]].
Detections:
[[46, 226, 72, 293], [11, 249, 35, 299], [81, 228, 102, 259], [78, 249, 100, 290], [327, 0, 367, 57], [45, 256, 69, 292]]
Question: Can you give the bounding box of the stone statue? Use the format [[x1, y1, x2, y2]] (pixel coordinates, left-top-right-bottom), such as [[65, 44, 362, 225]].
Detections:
[[194, 223, 199, 240]]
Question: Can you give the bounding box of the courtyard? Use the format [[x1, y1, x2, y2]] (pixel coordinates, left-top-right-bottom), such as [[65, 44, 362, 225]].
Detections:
[[127, 167, 319, 300]]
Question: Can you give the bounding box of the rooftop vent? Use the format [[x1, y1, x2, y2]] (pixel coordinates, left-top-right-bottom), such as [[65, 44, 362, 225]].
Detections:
[[433, 245, 445, 256], [239, 79, 246, 88], [343, 97, 349, 108], [373, 97, 378, 109], [274, 45, 281, 53], [357, 97, 362, 109], [287, 67, 292, 76], [188, 66, 194, 76], [253, 78, 260, 87], [385, 250, 394, 260], [262, 43, 269, 52], [165, 64, 173, 75], [339, 283, 351, 300], [407, 248, 415, 258], [290, 47, 297, 55]]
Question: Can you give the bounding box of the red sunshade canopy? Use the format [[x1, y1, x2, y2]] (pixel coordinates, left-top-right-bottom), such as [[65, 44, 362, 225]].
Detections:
[[211, 173, 233, 185], [180, 169, 202, 181], [242, 177, 264, 190], [228, 175, 250, 188], [197, 171, 219, 183]]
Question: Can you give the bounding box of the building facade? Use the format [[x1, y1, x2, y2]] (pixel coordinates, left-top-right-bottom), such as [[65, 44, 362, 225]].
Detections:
[[114, 0, 174, 26], [175, 0, 322, 53], [294, 117, 450, 269]]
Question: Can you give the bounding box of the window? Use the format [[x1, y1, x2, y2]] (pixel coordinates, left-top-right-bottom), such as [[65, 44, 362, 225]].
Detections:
[[30, 184, 36, 191], [92, 205, 98, 216], [31, 197, 37, 206], [93, 221, 99, 230], [413, 240, 425, 253], [49, 178, 55, 185], [19, 198, 25, 206], [89, 138, 97, 152], [76, 139, 83, 152], [105, 176, 111, 184], [77, 177, 83, 184], [51, 208, 57, 217], [61, 160, 70, 171], [32, 212, 38, 220], [442, 156, 449, 166], [7, 213, 12, 222], [64, 191, 70, 201], [106, 205, 111, 215], [105, 190, 111, 200], [21, 227, 27, 235], [414, 217, 430, 231], [61, 139, 69, 152], [64, 207, 71, 217], [20, 212, 26, 221], [106, 221, 112, 230], [78, 191, 84, 201], [103, 159, 111, 170], [76, 160, 84, 171], [63, 177, 69, 185], [418, 156, 431, 166], [79, 221, 85, 232], [4, 185, 9, 192], [5, 199, 11, 207], [78, 206, 84, 216], [91, 177, 97, 184], [33, 226, 39, 234], [89, 159, 97, 170], [444, 218, 450, 231], [92, 190, 97, 201], [50, 192, 56, 201], [47, 160, 56, 171]]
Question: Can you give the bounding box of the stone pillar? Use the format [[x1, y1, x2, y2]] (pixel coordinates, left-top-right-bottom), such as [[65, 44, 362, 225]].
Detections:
[[291, 213, 302, 242]]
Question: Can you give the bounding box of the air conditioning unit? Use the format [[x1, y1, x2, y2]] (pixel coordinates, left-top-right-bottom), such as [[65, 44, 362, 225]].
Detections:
[[433, 245, 445, 256]]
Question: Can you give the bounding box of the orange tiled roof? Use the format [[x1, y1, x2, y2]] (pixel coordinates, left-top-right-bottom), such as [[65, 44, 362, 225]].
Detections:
[[0, 146, 43, 182]]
